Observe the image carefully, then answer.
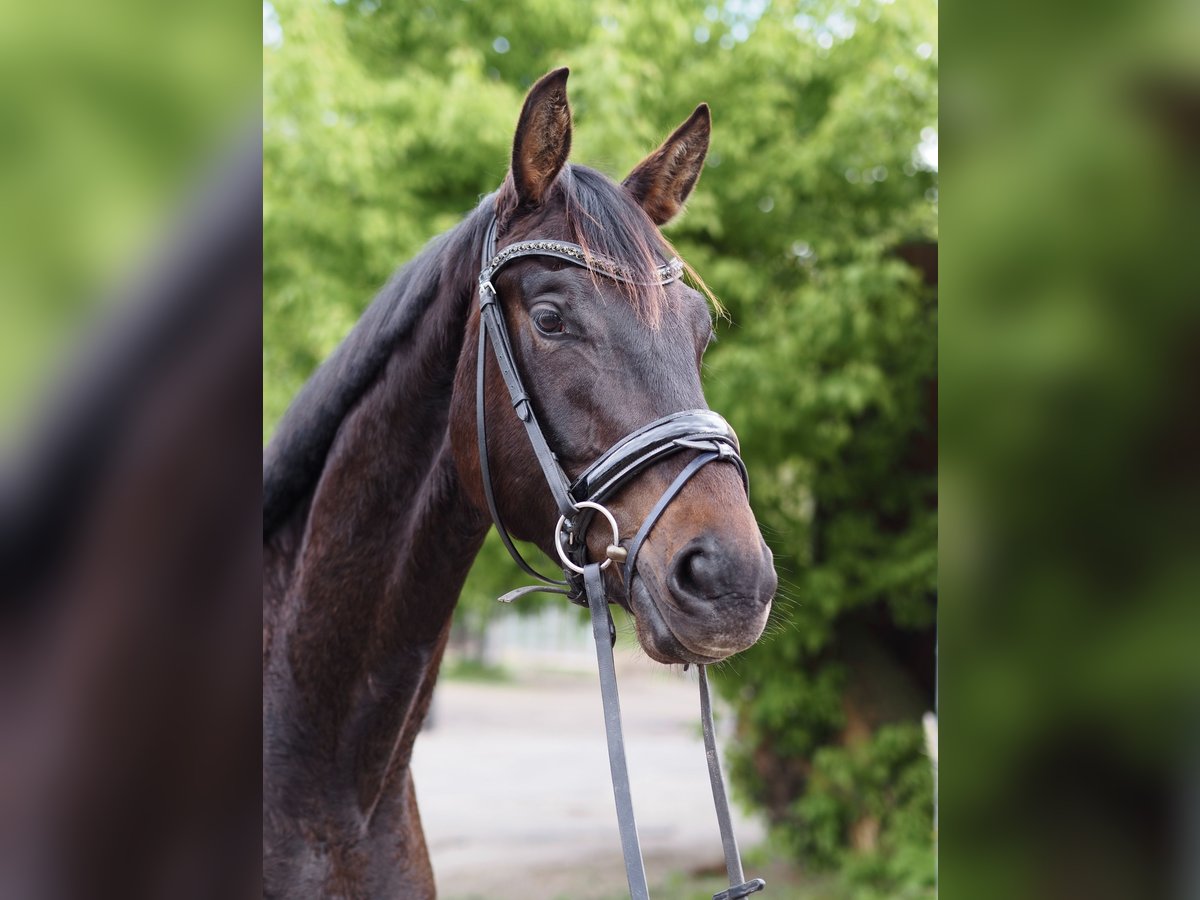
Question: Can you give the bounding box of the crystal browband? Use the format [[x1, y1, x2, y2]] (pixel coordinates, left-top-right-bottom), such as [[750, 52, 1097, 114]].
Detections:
[[482, 238, 684, 287]]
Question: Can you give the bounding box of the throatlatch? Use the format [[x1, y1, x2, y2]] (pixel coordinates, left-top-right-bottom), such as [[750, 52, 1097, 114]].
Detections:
[[475, 214, 765, 900]]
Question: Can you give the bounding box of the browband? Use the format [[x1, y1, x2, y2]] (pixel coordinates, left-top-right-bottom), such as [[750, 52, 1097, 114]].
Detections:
[[480, 217, 684, 288]]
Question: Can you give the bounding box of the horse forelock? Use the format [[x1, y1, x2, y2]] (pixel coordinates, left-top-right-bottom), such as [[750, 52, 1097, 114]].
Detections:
[[498, 164, 705, 326]]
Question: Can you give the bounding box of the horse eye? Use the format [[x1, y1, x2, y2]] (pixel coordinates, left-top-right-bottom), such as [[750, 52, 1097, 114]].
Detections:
[[533, 309, 566, 336]]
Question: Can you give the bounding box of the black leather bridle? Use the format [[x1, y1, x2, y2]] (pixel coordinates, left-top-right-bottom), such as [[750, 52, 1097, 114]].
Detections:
[[475, 215, 766, 900]]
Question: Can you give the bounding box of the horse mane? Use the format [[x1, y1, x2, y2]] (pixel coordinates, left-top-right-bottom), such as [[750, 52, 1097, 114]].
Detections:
[[262, 197, 493, 538], [263, 165, 688, 539]]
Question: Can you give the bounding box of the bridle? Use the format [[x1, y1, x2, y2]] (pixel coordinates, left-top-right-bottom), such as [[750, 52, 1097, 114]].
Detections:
[[474, 214, 766, 900]]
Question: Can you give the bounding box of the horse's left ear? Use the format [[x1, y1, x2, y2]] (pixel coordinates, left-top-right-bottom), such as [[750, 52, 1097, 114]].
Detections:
[[623, 104, 711, 226]]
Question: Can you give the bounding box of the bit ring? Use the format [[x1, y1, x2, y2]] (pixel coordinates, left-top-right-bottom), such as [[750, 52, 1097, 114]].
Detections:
[[555, 501, 620, 574]]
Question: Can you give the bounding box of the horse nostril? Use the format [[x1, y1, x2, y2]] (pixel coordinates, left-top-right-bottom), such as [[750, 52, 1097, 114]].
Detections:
[[668, 537, 733, 609], [667, 536, 775, 609]]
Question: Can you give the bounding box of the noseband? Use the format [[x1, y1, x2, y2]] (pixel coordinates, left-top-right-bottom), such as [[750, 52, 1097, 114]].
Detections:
[[474, 215, 766, 900]]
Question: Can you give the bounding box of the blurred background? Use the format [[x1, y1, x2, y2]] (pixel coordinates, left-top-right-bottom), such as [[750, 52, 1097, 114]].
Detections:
[[1, 2, 261, 898], [940, 2, 1200, 898], [263, 1, 937, 897], [3, 0, 1196, 896]]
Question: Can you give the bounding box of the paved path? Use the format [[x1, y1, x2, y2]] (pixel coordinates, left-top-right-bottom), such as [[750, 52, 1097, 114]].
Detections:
[[411, 653, 765, 900]]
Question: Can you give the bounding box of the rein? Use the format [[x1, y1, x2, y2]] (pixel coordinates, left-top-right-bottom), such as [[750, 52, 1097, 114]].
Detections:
[[474, 215, 766, 900]]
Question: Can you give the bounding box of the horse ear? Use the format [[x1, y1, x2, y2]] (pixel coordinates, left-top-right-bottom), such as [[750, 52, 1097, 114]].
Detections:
[[509, 67, 573, 209], [623, 104, 711, 226]]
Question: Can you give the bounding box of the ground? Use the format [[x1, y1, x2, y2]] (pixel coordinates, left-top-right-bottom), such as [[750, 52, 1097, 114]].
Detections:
[[411, 651, 774, 900]]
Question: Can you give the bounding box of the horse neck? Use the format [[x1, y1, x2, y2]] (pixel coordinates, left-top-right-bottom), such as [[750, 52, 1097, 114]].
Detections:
[[264, 255, 489, 815]]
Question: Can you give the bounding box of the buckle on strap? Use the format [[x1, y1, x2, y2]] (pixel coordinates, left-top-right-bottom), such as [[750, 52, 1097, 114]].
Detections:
[[713, 879, 767, 900], [478, 279, 497, 307]]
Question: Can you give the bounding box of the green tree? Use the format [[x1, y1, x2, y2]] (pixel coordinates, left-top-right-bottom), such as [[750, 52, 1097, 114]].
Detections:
[[264, 1, 937, 893]]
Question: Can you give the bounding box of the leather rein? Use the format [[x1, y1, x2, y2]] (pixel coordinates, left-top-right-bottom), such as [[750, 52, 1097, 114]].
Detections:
[[474, 215, 766, 900]]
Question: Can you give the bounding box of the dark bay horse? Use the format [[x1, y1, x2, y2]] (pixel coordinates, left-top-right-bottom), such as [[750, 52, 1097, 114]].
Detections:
[[263, 68, 776, 899]]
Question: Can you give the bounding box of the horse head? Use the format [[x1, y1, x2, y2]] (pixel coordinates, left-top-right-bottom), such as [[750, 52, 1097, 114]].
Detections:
[[451, 68, 776, 665]]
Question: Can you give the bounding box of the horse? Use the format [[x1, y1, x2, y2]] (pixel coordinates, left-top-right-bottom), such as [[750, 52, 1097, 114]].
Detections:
[[263, 68, 777, 899]]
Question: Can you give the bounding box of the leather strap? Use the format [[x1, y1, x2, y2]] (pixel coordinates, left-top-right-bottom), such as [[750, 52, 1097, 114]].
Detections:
[[570, 420, 747, 578], [700, 665, 767, 900], [478, 285, 575, 518], [480, 222, 683, 289], [623, 450, 720, 597], [475, 216, 572, 585], [476, 312, 567, 586], [584, 562, 650, 900], [572, 410, 745, 506]]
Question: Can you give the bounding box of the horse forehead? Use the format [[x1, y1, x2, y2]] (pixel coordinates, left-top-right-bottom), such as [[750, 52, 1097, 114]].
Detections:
[[500, 203, 572, 242], [554, 272, 708, 353], [554, 273, 702, 348], [505, 262, 638, 312]]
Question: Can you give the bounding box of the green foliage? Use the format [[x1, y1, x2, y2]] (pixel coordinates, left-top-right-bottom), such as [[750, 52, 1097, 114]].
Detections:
[[264, 0, 936, 890], [2, 0, 255, 425], [794, 724, 935, 898]]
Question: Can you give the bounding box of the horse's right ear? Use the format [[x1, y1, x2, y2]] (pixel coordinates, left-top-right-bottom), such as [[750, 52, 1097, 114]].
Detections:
[[505, 68, 572, 211]]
